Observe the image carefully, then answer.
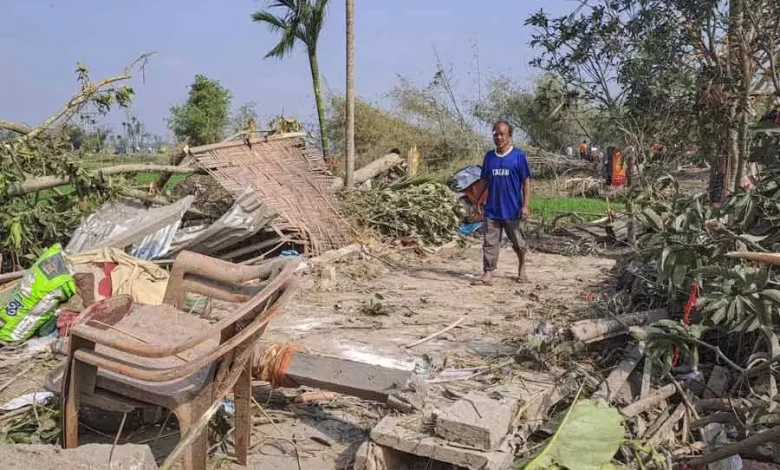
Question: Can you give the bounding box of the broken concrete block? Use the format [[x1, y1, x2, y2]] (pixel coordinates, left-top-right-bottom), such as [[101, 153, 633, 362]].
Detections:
[[0, 443, 157, 470], [371, 416, 513, 470], [435, 391, 516, 451], [704, 365, 731, 399], [355, 440, 406, 470], [486, 370, 573, 440]]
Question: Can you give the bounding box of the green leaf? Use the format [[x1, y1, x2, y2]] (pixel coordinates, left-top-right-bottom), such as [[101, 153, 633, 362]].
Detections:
[[643, 208, 664, 231], [522, 398, 624, 470], [661, 247, 671, 271], [8, 221, 22, 249], [759, 289, 780, 305]]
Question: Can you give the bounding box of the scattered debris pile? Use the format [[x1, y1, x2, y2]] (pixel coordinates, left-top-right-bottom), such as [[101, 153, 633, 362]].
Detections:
[[566, 167, 780, 468]]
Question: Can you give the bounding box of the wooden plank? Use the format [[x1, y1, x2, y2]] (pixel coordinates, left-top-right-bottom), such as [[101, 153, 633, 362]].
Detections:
[[283, 352, 413, 403], [640, 356, 653, 400], [593, 344, 644, 403]]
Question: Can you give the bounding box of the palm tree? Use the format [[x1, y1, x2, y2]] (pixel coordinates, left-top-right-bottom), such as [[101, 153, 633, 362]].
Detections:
[[345, 0, 355, 187], [252, 0, 330, 159]]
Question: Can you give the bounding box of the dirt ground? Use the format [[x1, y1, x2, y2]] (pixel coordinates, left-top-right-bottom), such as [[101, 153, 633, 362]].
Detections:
[[0, 242, 616, 469], [233, 242, 615, 470], [265, 242, 615, 370]]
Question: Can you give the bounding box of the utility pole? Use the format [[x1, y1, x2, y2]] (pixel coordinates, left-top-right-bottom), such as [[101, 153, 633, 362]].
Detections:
[[345, 0, 356, 188]]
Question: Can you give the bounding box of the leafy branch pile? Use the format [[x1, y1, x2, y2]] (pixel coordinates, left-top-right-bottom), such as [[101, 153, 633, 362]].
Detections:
[[340, 181, 464, 246], [617, 168, 780, 374]]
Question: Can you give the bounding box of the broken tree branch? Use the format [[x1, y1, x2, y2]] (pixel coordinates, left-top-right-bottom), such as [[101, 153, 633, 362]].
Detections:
[[621, 383, 678, 418], [648, 403, 686, 447], [0, 120, 32, 135], [569, 309, 668, 343], [726, 251, 780, 265], [7, 164, 201, 197], [23, 54, 152, 142], [679, 426, 780, 469], [404, 317, 465, 349], [689, 337, 747, 375]]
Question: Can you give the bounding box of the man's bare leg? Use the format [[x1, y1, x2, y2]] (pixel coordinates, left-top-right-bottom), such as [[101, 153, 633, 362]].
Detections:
[[476, 219, 500, 286], [517, 251, 529, 284]]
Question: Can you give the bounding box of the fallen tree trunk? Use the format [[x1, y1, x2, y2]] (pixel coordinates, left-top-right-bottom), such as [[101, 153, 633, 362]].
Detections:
[[569, 309, 668, 343], [8, 164, 201, 197], [332, 151, 403, 190], [151, 148, 190, 193]]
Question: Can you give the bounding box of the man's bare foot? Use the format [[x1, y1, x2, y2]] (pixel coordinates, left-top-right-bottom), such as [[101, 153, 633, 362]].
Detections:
[[517, 255, 529, 284], [516, 271, 530, 284], [472, 271, 494, 286]]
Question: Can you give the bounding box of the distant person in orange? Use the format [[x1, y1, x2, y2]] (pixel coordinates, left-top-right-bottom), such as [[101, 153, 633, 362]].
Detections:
[[579, 140, 588, 159], [611, 148, 626, 187]]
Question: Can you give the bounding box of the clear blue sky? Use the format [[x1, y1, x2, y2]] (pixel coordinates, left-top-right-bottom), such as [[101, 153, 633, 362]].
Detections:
[[1, 0, 572, 136]]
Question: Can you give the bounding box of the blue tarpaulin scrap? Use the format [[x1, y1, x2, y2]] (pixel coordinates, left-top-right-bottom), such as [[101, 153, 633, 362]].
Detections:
[[459, 222, 483, 236]]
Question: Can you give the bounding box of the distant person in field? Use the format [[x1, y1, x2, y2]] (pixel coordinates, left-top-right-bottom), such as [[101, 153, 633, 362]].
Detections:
[[474, 120, 532, 286], [579, 140, 588, 159]]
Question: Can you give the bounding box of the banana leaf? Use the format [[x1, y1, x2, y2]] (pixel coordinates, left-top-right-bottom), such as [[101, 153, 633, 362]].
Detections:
[[519, 396, 624, 470]]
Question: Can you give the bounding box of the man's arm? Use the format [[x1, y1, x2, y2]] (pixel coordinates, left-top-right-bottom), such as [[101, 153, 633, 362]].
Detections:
[[520, 152, 532, 220], [477, 154, 490, 198], [521, 177, 531, 219]]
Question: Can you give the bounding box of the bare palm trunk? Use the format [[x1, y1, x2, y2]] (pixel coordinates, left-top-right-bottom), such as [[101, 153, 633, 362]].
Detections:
[[308, 48, 329, 161], [726, 0, 744, 192], [345, 0, 355, 188]]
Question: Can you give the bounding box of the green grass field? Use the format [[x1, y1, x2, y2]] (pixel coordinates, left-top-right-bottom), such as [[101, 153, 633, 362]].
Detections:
[[530, 196, 622, 222]]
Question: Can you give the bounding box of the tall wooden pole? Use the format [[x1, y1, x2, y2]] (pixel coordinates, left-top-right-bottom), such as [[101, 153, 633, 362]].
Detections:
[[345, 0, 356, 188]]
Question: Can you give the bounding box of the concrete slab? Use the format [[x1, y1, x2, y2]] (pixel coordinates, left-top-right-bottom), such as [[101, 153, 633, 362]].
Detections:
[[435, 391, 516, 451], [370, 416, 513, 470], [0, 443, 157, 470]]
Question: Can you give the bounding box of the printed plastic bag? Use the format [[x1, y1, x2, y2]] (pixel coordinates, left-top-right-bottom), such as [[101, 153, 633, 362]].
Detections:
[[0, 244, 76, 342]]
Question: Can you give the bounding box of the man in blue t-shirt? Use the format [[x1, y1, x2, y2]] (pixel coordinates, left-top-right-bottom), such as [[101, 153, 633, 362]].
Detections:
[[476, 121, 532, 286]]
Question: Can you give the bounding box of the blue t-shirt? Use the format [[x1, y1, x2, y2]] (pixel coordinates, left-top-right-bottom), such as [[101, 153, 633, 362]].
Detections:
[[481, 147, 531, 220]]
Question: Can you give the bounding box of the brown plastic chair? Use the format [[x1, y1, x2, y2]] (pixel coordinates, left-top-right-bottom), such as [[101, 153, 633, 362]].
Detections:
[[45, 251, 299, 470]]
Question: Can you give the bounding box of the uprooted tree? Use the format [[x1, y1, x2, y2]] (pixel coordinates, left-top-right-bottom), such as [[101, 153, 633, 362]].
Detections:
[[527, 0, 780, 194], [0, 55, 199, 268]]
